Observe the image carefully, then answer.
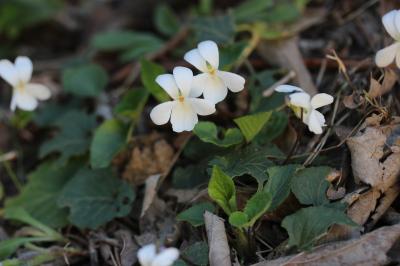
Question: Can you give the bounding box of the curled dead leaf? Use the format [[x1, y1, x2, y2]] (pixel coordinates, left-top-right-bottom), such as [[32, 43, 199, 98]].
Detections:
[[346, 124, 400, 191], [204, 211, 231, 266], [368, 69, 397, 99], [343, 91, 364, 109], [252, 224, 400, 266]]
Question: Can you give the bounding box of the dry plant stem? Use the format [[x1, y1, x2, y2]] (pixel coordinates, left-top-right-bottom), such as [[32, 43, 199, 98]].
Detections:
[[340, 0, 379, 25], [262, 70, 296, 97], [1, 156, 22, 191], [303, 88, 342, 166], [0, 150, 17, 162], [284, 113, 303, 164]]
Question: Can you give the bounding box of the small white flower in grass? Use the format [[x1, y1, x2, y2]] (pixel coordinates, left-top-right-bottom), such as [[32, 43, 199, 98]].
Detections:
[[0, 56, 51, 111], [376, 10, 400, 68], [150, 66, 216, 132], [138, 244, 179, 266], [275, 85, 334, 135], [184, 40, 245, 103]]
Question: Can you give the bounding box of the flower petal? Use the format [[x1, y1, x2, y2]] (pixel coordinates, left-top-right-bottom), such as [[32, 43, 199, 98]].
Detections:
[[152, 248, 179, 266], [25, 83, 51, 100], [307, 110, 324, 134], [150, 101, 174, 125], [375, 43, 399, 67], [396, 50, 400, 68], [173, 66, 193, 97], [310, 93, 333, 109], [12, 90, 38, 111], [155, 74, 179, 99], [289, 92, 311, 109], [184, 49, 208, 72], [15, 56, 33, 83], [188, 98, 216, 116], [198, 40, 219, 69], [392, 10, 400, 40], [217, 71, 245, 92], [170, 101, 198, 132], [138, 244, 156, 266], [382, 10, 400, 40], [0, 59, 18, 86], [201, 75, 228, 104], [275, 84, 304, 93]]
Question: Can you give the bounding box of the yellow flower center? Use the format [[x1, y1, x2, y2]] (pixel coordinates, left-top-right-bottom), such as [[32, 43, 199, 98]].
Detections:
[[206, 61, 216, 76], [178, 95, 185, 102], [16, 81, 25, 93]]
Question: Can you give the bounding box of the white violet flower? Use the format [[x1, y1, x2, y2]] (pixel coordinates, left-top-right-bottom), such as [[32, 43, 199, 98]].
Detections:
[[150, 66, 216, 132], [138, 244, 179, 266], [376, 10, 400, 68], [275, 85, 334, 134], [184, 40, 245, 103], [0, 56, 51, 111]]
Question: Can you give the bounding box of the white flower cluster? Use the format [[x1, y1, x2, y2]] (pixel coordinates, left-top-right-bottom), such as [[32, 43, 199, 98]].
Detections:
[[150, 40, 245, 132], [275, 85, 334, 134], [0, 56, 50, 111], [138, 244, 179, 266], [376, 10, 400, 68]]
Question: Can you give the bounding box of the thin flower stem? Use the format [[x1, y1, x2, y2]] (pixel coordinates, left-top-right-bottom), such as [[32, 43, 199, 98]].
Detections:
[[2, 157, 22, 191]]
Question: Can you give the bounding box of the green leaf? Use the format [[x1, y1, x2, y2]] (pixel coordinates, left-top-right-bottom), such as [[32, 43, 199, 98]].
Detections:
[[192, 14, 235, 44], [250, 70, 284, 113], [208, 166, 237, 215], [119, 35, 164, 62], [253, 111, 288, 145], [234, 111, 272, 142], [243, 191, 271, 226], [177, 202, 215, 227], [182, 242, 209, 266], [39, 110, 97, 165], [140, 59, 170, 102], [233, 0, 273, 23], [282, 206, 357, 249], [219, 41, 247, 70], [210, 144, 280, 185], [291, 167, 331, 206], [229, 211, 249, 228], [91, 30, 140, 51], [90, 119, 128, 169], [62, 63, 109, 97], [0, 237, 46, 260], [91, 30, 164, 62], [0, 0, 62, 39], [154, 4, 179, 36], [230, 191, 272, 228], [4, 207, 62, 240], [58, 168, 135, 229], [173, 260, 188, 266], [172, 161, 210, 189], [5, 161, 81, 228], [114, 88, 149, 120], [264, 165, 299, 211], [193, 122, 243, 148]]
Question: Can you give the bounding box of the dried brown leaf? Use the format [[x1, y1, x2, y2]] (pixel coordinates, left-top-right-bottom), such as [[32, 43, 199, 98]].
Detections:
[[122, 135, 174, 185], [204, 211, 231, 266], [346, 125, 400, 191], [141, 174, 162, 218], [252, 224, 400, 266], [368, 69, 397, 98]]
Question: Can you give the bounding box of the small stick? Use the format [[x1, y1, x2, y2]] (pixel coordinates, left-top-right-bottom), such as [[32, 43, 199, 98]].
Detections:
[[0, 150, 17, 162], [262, 70, 296, 97]]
